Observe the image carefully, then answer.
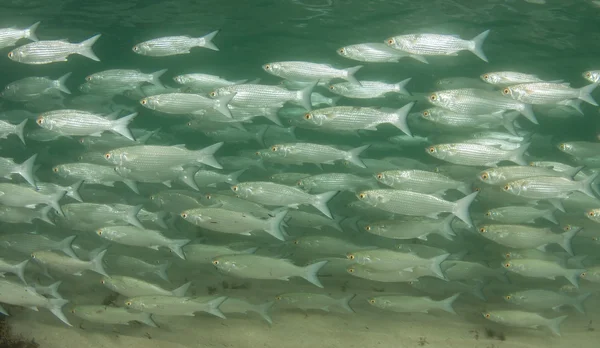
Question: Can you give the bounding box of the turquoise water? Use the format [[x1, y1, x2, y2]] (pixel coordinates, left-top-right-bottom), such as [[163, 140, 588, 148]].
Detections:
[[0, 1, 600, 347]]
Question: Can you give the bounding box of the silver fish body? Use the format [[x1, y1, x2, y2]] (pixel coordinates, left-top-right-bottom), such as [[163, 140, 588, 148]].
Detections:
[[8, 34, 101, 64], [337, 43, 427, 63], [263, 61, 363, 85], [386, 31, 490, 62], [132, 31, 219, 56]]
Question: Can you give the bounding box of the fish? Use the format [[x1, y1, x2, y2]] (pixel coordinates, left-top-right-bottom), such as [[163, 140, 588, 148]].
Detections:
[[0, 183, 65, 215], [183, 244, 258, 264], [96, 226, 190, 260], [367, 294, 459, 314], [480, 71, 550, 85], [173, 73, 247, 90], [31, 249, 108, 277], [132, 30, 219, 56], [297, 173, 378, 193], [426, 142, 530, 167], [375, 169, 469, 195], [0, 259, 28, 284], [482, 310, 567, 336], [140, 92, 234, 118], [504, 290, 591, 314], [0, 154, 37, 188], [385, 30, 490, 62], [275, 293, 355, 313], [100, 275, 190, 298], [337, 43, 428, 63], [219, 298, 274, 324], [37, 110, 137, 140], [71, 305, 157, 327], [328, 79, 411, 99], [347, 249, 449, 279], [502, 82, 598, 106], [364, 215, 455, 241], [478, 165, 581, 185], [267, 143, 369, 168], [86, 69, 167, 87], [0, 119, 27, 144], [263, 61, 363, 85], [484, 206, 558, 224], [104, 143, 223, 170], [0, 22, 40, 49], [583, 70, 600, 83], [8, 34, 101, 64], [2, 73, 71, 101], [0, 234, 77, 258], [502, 258, 585, 288], [124, 295, 227, 318], [477, 224, 580, 255], [209, 83, 313, 111]]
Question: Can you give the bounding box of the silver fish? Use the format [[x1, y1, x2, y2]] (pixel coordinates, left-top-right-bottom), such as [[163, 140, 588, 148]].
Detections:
[[502, 82, 598, 106], [328, 79, 411, 99], [426, 142, 530, 167], [0, 22, 39, 49], [132, 30, 219, 56], [36, 110, 137, 140], [337, 42, 428, 63], [263, 61, 363, 85], [8, 34, 101, 64]]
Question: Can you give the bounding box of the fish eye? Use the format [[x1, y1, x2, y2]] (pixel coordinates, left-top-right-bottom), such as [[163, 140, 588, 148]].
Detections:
[[104, 153, 111, 160], [212, 260, 220, 265], [485, 211, 491, 216], [422, 110, 430, 117], [78, 138, 85, 144], [358, 193, 366, 199], [559, 143, 566, 150], [347, 254, 355, 260], [181, 212, 188, 218], [31, 253, 36, 258], [132, 46, 139, 52], [428, 147, 435, 153], [210, 91, 217, 97], [474, 187, 481, 192], [71, 309, 75, 314], [505, 295, 511, 300], [7, 52, 14, 58], [187, 122, 193, 126], [140, 99, 147, 105], [485, 313, 490, 318], [296, 180, 302, 186], [293, 240, 299, 245], [564, 225, 572, 231], [101, 279, 105, 284], [482, 74, 489, 80], [368, 299, 376, 304], [502, 88, 510, 95], [504, 262, 511, 268], [589, 211, 595, 217], [264, 64, 271, 70], [328, 85, 335, 90], [376, 173, 383, 180], [347, 267, 355, 273], [365, 225, 371, 231], [206, 194, 212, 199], [503, 185, 510, 191], [479, 227, 486, 233], [85, 76, 92, 81], [271, 146, 278, 152], [275, 296, 282, 300], [387, 39, 394, 45], [480, 173, 489, 180], [429, 94, 437, 101], [586, 72, 592, 78], [52, 167, 59, 173], [126, 301, 132, 306], [232, 186, 238, 192], [96, 229, 102, 235], [581, 272, 587, 277], [338, 48, 345, 54], [505, 253, 511, 258], [36, 117, 43, 125], [304, 113, 312, 120]]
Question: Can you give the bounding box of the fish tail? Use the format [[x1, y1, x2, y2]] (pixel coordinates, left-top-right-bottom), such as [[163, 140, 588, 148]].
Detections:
[[168, 239, 191, 260], [215, 93, 235, 118], [12, 259, 28, 284], [205, 296, 228, 319], [77, 34, 101, 61], [578, 171, 599, 198], [470, 281, 487, 301], [501, 111, 519, 136], [338, 294, 356, 313], [226, 169, 246, 185], [395, 77, 412, 95], [429, 253, 450, 280], [559, 226, 581, 256], [58, 235, 78, 259], [565, 269, 586, 289], [142, 313, 159, 328], [255, 125, 269, 147], [47, 298, 71, 327], [25, 21, 40, 41], [55, 72, 72, 94], [409, 54, 428, 64], [345, 144, 370, 168], [310, 191, 338, 218], [110, 112, 137, 141], [508, 142, 530, 166], [122, 179, 140, 194], [573, 293, 592, 314], [451, 191, 478, 227], [519, 103, 538, 124], [469, 29, 490, 62], [15, 118, 27, 145], [172, 281, 191, 297], [301, 260, 328, 288], [541, 209, 558, 225], [155, 261, 171, 283], [391, 102, 414, 137], [578, 83, 598, 106], [546, 315, 568, 336], [68, 179, 84, 202], [90, 249, 109, 277], [137, 128, 160, 144], [253, 301, 275, 325], [548, 198, 566, 212], [437, 214, 456, 240], [267, 209, 288, 241], [149, 69, 167, 88], [0, 304, 7, 316], [438, 293, 460, 314], [197, 30, 220, 51], [569, 254, 587, 269], [38, 205, 55, 226], [15, 153, 37, 188], [126, 204, 144, 229], [563, 99, 584, 115], [343, 65, 363, 86], [48, 190, 66, 217], [194, 142, 224, 169], [46, 281, 63, 299], [297, 82, 315, 111], [179, 166, 200, 191]]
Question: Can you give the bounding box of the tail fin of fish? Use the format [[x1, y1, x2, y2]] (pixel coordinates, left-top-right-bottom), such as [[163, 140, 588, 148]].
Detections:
[[215, 93, 235, 118], [262, 109, 283, 126], [469, 29, 490, 62], [470, 281, 487, 301], [578, 171, 599, 198], [14, 153, 37, 188], [122, 178, 139, 194], [141, 313, 158, 327], [89, 249, 108, 277], [394, 78, 412, 95], [68, 179, 84, 202], [254, 125, 269, 147], [573, 293, 592, 314], [435, 215, 456, 240], [568, 254, 587, 269], [54, 72, 72, 94], [546, 315, 568, 336], [25, 21, 40, 41], [11, 259, 28, 284], [155, 261, 171, 283], [437, 293, 460, 314], [0, 304, 7, 316], [391, 101, 414, 137], [204, 296, 227, 319], [110, 112, 137, 141], [197, 30, 220, 51], [578, 83, 598, 106], [168, 239, 191, 260], [195, 142, 224, 169], [37, 205, 55, 226], [253, 301, 275, 325], [520, 104, 538, 124], [47, 190, 66, 217], [267, 209, 288, 241], [558, 225, 581, 256], [77, 34, 101, 61], [58, 235, 78, 259], [565, 269, 586, 289], [338, 294, 356, 313], [344, 65, 363, 86], [172, 281, 191, 297], [429, 253, 450, 280], [451, 191, 478, 227], [126, 204, 144, 229], [509, 142, 530, 166], [46, 281, 63, 299], [150, 69, 167, 88], [301, 260, 328, 288], [541, 209, 558, 224], [345, 144, 370, 168], [226, 169, 246, 185], [310, 191, 338, 219], [297, 82, 315, 111], [15, 119, 27, 145], [559, 99, 584, 115], [501, 111, 520, 136], [178, 166, 200, 191], [47, 298, 71, 327], [409, 55, 428, 64]]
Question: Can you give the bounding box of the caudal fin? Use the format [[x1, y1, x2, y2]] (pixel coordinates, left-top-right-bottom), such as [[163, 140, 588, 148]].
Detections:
[[451, 192, 478, 227], [77, 34, 101, 61], [203, 296, 227, 319], [67, 179, 84, 202], [47, 190, 66, 216], [197, 30, 220, 51], [195, 142, 224, 169], [578, 83, 599, 106], [296, 82, 315, 111], [155, 261, 171, 282], [46, 281, 63, 299], [578, 171, 599, 198], [111, 112, 137, 141], [558, 226, 581, 256], [215, 93, 235, 118], [345, 144, 370, 168], [14, 119, 27, 145], [437, 293, 460, 314], [150, 69, 167, 88], [435, 214, 456, 240], [520, 104, 538, 124], [57, 235, 78, 259], [89, 249, 109, 277], [126, 204, 144, 229], [140, 313, 158, 327], [469, 30, 490, 62], [338, 294, 356, 313], [15, 153, 37, 188], [266, 209, 288, 241], [546, 315, 568, 336], [11, 260, 28, 284], [47, 298, 71, 327], [226, 169, 246, 185], [573, 293, 592, 314], [168, 239, 191, 260], [565, 269, 586, 289], [310, 191, 338, 219], [344, 66, 363, 86], [25, 21, 40, 41], [394, 78, 412, 95], [508, 142, 530, 166], [253, 301, 275, 325], [37, 205, 55, 226], [391, 102, 415, 137], [301, 260, 328, 288], [541, 209, 558, 224], [54, 72, 72, 94], [171, 281, 191, 297], [429, 253, 450, 280]]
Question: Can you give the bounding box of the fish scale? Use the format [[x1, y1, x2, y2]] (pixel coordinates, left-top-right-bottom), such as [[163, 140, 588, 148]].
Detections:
[[306, 104, 412, 131], [338, 43, 418, 63], [377, 169, 466, 194], [329, 80, 409, 99], [423, 107, 502, 128], [428, 143, 527, 166], [213, 84, 304, 108], [273, 143, 352, 164], [506, 82, 590, 104], [142, 93, 224, 113], [391, 34, 471, 55], [504, 176, 594, 199], [266, 61, 352, 81]]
